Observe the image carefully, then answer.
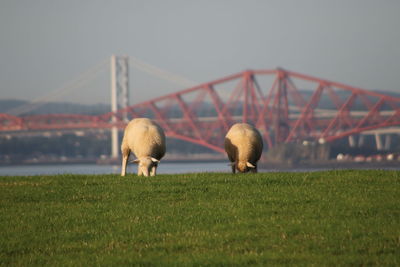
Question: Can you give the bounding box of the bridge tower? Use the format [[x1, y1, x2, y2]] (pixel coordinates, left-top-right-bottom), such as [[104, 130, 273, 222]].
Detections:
[[110, 55, 129, 159]]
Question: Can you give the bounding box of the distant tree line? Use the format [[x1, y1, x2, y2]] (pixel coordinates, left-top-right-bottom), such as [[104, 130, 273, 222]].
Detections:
[[2, 88, 400, 116]]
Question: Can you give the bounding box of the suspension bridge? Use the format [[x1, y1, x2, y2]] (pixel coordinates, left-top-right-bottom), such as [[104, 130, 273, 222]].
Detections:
[[1, 56, 400, 158]]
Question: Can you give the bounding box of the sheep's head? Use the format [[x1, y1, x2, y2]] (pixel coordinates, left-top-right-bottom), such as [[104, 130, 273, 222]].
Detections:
[[236, 161, 256, 173], [132, 157, 159, 177]]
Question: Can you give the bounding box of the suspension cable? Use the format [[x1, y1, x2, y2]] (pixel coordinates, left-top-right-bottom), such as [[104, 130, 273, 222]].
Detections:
[[6, 58, 109, 116]]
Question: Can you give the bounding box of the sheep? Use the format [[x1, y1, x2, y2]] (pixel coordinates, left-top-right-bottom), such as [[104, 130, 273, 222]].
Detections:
[[120, 118, 166, 177], [224, 123, 263, 173]]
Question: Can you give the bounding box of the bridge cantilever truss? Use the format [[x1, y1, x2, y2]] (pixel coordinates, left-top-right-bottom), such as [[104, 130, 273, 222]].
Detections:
[[1, 68, 400, 153]]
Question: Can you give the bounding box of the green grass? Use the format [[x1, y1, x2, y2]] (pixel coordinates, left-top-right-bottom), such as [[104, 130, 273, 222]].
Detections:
[[0, 170, 399, 266]]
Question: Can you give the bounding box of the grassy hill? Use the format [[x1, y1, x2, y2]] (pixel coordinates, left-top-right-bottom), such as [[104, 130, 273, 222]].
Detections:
[[1, 170, 399, 265]]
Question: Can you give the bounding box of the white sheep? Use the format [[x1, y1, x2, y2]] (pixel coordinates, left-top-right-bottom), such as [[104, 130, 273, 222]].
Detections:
[[120, 118, 166, 177], [224, 123, 263, 173]]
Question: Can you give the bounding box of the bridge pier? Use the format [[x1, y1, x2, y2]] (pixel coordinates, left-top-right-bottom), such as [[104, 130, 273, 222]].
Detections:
[[348, 135, 356, 148], [384, 134, 392, 151], [111, 128, 119, 159], [110, 55, 129, 159], [375, 133, 383, 151], [358, 135, 365, 147]]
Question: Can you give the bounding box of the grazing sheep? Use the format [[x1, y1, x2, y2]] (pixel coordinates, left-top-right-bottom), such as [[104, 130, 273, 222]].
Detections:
[[224, 123, 263, 173], [120, 118, 166, 177]]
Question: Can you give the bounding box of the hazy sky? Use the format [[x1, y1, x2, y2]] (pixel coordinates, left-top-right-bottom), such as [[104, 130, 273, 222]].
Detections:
[[1, 0, 399, 105]]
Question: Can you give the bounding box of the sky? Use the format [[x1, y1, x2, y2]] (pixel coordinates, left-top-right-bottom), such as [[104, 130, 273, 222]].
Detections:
[[0, 0, 399, 106]]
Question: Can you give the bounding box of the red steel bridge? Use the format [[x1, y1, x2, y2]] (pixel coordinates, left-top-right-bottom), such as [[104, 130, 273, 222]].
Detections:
[[1, 68, 399, 153]]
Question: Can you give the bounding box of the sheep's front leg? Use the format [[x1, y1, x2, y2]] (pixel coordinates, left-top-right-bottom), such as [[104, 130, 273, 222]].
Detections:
[[150, 166, 157, 176], [121, 147, 130, 176], [231, 163, 236, 174], [250, 165, 258, 173], [137, 166, 143, 176]]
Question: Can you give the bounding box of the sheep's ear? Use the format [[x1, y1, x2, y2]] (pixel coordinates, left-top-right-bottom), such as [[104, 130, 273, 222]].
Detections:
[[246, 162, 255, 168], [132, 159, 140, 164], [151, 157, 160, 163]]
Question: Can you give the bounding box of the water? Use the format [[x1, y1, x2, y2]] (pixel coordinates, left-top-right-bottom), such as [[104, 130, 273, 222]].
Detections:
[[0, 162, 228, 176], [0, 162, 399, 176]]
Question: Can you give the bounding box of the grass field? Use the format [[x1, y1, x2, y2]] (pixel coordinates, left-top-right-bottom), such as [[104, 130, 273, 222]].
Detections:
[[0, 170, 399, 266]]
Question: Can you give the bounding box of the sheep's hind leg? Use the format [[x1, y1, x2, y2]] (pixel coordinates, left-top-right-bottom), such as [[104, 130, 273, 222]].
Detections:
[[121, 147, 130, 176]]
